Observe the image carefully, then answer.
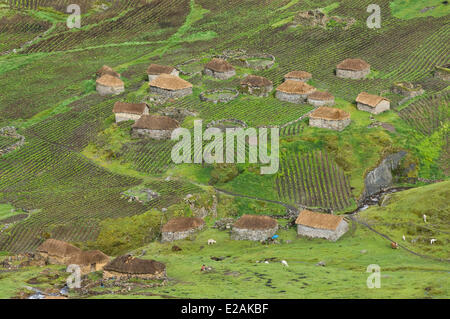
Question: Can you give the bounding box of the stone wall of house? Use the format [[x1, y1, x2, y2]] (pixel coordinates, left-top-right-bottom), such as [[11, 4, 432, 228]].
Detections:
[[161, 224, 205, 242], [297, 220, 348, 241], [357, 100, 390, 114], [309, 117, 350, 131], [148, 70, 179, 82], [336, 68, 369, 79], [240, 84, 273, 97], [275, 91, 308, 103], [132, 128, 173, 140], [231, 226, 278, 241], [38, 252, 70, 265], [96, 84, 124, 96], [103, 269, 166, 280], [150, 86, 192, 98], [78, 261, 108, 275], [203, 68, 236, 80], [307, 98, 334, 107], [115, 113, 142, 123]]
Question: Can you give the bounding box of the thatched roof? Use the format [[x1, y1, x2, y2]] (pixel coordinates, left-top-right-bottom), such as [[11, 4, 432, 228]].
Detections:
[[113, 102, 148, 115], [337, 58, 370, 71], [97, 65, 120, 78], [96, 74, 124, 87], [205, 58, 235, 72], [241, 75, 272, 87], [356, 92, 389, 107], [104, 254, 166, 275], [233, 214, 277, 230], [276, 80, 316, 94], [308, 91, 334, 101], [147, 64, 176, 75], [309, 106, 350, 120], [284, 70, 312, 80], [68, 250, 109, 266], [162, 216, 205, 232], [149, 74, 192, 90], [132, 115, 180, 130], [36, 239, 81, 257], [295, 209, 344, 230]]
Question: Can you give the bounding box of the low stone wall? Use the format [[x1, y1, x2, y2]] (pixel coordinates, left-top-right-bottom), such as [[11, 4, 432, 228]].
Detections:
[[161, 224, 205, 242], [231, 226, 278, 241], [275, 91, 308, 103], [103, 269, 166, 280], [206, 119, 248, 129], [240, 84, 273, 97], [200, 89, 239, 103], [114, 113, 142, 123], [434, 67, 450, 81], [336, 68, 369, 79], [0, 126, 25, 156], [309, 117, 350, 131], [357, 100, 390, 114], [132, 128, 174, 140], [243, 54, 275, 70], [307, 98, 335, 107], [150, 86, 192, 99], [297, 220, 348, 242], [96, 84, 124, 96], [203, 68, 236, 80]]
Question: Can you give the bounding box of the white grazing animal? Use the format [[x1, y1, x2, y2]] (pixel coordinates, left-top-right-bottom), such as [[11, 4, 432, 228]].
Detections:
[[430, 239, 436, 244], [281, 260, 289, 267], [207, 239, 216, 245], [423, 214, 427, 223], [402, 235, 406, 241]]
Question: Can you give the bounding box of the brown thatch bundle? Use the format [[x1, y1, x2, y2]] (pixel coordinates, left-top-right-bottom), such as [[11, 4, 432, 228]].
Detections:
[[68, 250, 109, 266], [241, 75, 272, 87], [205, 58, 235, 72], [96, 74, 124, 87], [309, 106, 350, 120], [356, 92, 389, 107], [284, 70, 312, 80], [36, 239, 81, 257], [276, 80, 316, 94], [149, 74, 192, 90], [147, 64, 176, 75], [113, 102, 148, 115], [233, 215, 277, 230], [104, 254, 166, 275], [295, 210, 344, 230], [132, 115, 179, 130], [162, 216, 205, 232], [337, 58, 370, 71], [97, 65, 120, 78], [308, 91, 334, 101]]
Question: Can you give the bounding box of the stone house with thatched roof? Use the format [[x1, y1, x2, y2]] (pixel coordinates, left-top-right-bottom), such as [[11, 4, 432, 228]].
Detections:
[[131, 115, 180, 139], [336, 58, 370, 79], [203, 58, 236, 79], [147, 64, 179, 82], [96, 74, 125, 96], [161, 216, 205, 242], [149, 74, 193, 98], [97, 65, 120, 78], [231, 215, 278, 241], [284, 70, 312, 82], [103, 254, 166, 280], [356, 92, 390, 114], [309, 106, 350, 131], [275, 80, 316, 103], [240, 75, 273, 97], [295, 209, 348, 241], [68, 250, 110, 274], [36, 239, 82, 265], [307, 91, 335, 106], [113, 102, 149, 122]]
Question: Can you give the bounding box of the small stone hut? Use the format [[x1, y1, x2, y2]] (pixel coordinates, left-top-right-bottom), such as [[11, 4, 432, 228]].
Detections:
[[36, 239, 82, 265], [309, 106, 351, 131], [149, 74, 193, 98], [307, 91, 335, 106], [356, 92, 390, 114], [295, 209, 348, 241], [96, 65, 120, 78], [336, 58, 370, 79], [96, 74, 125, 96], [68, 250, 110, 274], [161, 216, 205, 242], [147, 64, 179, 82], [103, 254, 166, 280], [231, 215, 278, 241], [240, 75, 273, 97], [204, 58, 236, 79], [112, 102, 149, 122], [284, 70, 312, 82], [275, 80, 316, 103], [131, 115, 180, 139]]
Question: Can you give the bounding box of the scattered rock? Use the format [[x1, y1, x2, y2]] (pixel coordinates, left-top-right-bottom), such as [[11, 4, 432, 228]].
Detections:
[[316, 261, 326, 267], [360, 250, 367, 254], [171, 245, 182, 252]]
